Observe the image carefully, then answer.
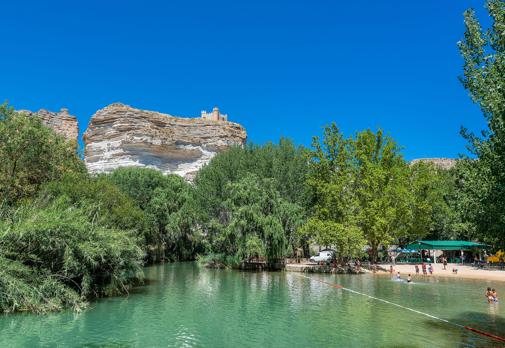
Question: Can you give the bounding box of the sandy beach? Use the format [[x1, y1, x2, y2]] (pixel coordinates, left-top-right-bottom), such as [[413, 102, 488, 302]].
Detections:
[[378, 262, 505, 282]]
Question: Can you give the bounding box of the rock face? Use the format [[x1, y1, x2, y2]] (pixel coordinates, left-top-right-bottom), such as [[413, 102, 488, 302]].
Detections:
[[19, 108, 78, 142], [83, 103, 247, 180], [410, 158, 457, 170]]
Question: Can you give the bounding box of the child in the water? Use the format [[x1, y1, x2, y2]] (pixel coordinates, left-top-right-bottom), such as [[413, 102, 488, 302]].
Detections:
[[486, 287, 494, 303], [396, 272, 401, 280], [407, 274, 412, 283], [492, 288, 498, 302]]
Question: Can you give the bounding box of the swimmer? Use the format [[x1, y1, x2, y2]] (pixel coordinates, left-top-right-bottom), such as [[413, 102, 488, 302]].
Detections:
[[486, 287, 494, 303], [492, 288, 498, 302], [396, 272, 401, 280], [407, 274, 412, 283]]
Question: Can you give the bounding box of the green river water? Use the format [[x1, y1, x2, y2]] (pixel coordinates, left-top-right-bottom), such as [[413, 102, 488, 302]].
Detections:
[[1, 262, 504, 347]]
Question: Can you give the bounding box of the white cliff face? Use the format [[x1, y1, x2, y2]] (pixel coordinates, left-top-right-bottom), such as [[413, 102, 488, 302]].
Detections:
[[83, 103, 247, 180]]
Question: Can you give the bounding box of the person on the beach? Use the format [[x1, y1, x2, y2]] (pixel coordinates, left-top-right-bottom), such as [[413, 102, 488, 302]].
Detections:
[[407, 274, 412, 283], [443, 257, 447, 270], [422, 262, 427, 275], [452, 267, 458, 274], [415, 265, 419, 275], [390, 265, 394, 274], [428, 264, 433, 275], [486, 287, 494, 303]]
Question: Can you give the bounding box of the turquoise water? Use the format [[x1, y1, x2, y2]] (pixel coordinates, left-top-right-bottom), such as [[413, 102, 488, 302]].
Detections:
[[0, 262, 504, 347]]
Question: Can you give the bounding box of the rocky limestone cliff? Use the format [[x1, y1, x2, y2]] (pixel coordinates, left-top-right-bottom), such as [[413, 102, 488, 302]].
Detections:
[[83, 103, 247, 180], [19, 108, 78, 142], [410, 158, 457, 170]]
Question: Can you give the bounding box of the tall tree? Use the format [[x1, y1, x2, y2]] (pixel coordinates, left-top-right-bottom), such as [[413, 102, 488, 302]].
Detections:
[[304, 124, 439, 262], [457, 1, 505, 246]]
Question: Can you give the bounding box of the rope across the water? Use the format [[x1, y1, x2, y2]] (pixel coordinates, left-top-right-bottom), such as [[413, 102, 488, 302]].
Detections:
[[296, 273, 505, 344]]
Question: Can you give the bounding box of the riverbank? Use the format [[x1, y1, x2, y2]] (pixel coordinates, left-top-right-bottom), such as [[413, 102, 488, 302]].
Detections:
[[377, 263, 505, 282]]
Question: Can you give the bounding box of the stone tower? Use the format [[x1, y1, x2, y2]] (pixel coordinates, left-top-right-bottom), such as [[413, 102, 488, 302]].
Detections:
[[201, 106, 228, 121]]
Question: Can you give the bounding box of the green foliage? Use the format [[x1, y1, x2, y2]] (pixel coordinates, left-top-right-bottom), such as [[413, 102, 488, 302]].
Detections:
[[108, 167, 170, 210], [304, 124, 450, 261], [203, 174, 297, 267], [0, 104, 84, 205], [0, 198, 144, 313], [0, 255, 83, 313], [43, 173, 146, 233], [300, 218, 365, 260], [195, 138, 309, 215], [194, 140, 307, 266], [456, 1, 505, 247], [107, 168, 204, 261], [0, 105, 145, 313]]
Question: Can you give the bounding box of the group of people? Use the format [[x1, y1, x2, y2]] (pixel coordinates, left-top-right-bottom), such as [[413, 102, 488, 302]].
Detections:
[[414, 262, 433, 276], [389, 263, 500, 305], [486, 287, 499, 303]]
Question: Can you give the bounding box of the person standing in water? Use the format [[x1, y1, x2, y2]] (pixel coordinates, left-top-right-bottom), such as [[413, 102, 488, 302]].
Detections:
[[422, 262, 427, 275], [486, 287, 494, 303], [492, 288, 498, 302], [396, 272, 401, 280], [415, 265, 419, 275], [428, 264, 433, 275], [407, 274, 412, 283]]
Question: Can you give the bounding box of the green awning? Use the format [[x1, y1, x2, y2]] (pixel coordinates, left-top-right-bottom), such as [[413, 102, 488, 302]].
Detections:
[[406, 240, 487, 251]]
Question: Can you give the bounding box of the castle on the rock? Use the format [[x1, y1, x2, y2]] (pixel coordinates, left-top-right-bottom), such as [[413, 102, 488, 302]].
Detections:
[[201, 107, 228, 121]]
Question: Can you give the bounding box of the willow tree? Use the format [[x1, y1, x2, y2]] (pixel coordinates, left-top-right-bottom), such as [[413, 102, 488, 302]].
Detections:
[[456, 1, 505, 246]]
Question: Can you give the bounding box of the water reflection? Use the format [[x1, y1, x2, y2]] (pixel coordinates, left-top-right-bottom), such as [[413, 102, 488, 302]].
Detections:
[[0, 263, 503, 347]]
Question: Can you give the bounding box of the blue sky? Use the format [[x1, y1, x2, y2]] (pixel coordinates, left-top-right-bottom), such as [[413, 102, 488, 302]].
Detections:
[[0, 0, 491, 159]]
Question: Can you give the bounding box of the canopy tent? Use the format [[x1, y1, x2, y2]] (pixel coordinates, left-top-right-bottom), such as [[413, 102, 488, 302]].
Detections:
[[405, 240, 487, 264], [406, 240, 487, 251]]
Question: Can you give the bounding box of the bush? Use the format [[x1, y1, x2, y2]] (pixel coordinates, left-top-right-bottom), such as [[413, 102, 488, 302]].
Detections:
[[0, 199, 145, 313]]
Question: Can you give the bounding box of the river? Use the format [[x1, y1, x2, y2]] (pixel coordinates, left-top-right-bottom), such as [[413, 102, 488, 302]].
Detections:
[[0, 262, 504, 347]]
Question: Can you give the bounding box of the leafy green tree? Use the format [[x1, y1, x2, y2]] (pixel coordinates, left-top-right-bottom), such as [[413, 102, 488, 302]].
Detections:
[[206, 174, 291, 267], [304, 124, 440, 262], [195, 138, 309, 216], [0, 104, 84, 205], [107, 168, 204, 261], [456, 1, 505, 246]]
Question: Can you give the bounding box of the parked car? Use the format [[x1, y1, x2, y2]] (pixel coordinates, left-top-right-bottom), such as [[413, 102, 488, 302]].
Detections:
[[309, 250, 335, 263]]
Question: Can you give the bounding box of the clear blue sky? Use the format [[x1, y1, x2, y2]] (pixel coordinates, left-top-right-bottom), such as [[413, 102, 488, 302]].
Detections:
[[0, 0, 491, 159]]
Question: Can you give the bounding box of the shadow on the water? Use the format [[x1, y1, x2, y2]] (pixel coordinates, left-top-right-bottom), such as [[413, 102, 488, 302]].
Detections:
[[424, 310, 505, 347], [127, 277, 157, 295]]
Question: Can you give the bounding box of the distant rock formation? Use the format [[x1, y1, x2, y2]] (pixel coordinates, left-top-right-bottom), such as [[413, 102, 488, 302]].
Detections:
[[410, 158, 457, 170], [83, 103, 247, 180], [19, 108, 78, 143]]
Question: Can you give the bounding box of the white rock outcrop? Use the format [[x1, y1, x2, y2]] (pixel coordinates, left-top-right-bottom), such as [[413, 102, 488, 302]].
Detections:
[[410, 158, 457, 170], [83, 103, 247, 180]]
